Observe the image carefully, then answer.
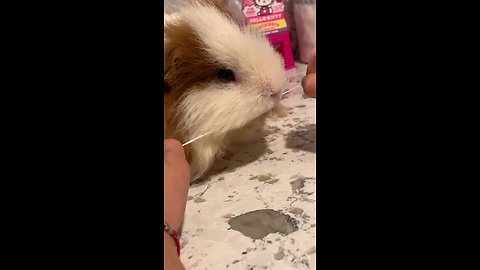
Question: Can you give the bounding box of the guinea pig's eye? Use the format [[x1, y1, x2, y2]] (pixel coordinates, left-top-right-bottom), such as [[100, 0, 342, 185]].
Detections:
[[217, 68, 235, 82]]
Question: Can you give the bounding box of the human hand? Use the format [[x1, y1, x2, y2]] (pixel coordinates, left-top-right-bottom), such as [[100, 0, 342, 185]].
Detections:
[[164, 139, 190, 269], [164, 139, 190, 232], [302, 50, 316, 98]]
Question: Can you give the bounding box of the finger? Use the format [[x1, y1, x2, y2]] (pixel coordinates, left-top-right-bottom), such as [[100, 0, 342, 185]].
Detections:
[[306, 50, 316, 74], [164, 139, 190, 183], [302, 73, 316, 98], [163, 139, 191, 234], [164, 139, 186, 162]]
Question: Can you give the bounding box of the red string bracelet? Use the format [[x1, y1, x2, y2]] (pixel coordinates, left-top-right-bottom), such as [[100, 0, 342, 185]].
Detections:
[[164, 221, 180, 256]]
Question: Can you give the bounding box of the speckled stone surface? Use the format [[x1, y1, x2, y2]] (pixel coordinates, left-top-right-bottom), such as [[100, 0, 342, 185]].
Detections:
[[180, 63, 316, 270]]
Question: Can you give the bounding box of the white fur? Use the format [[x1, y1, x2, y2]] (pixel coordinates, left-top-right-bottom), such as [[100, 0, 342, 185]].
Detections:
[[164, 2, 287, 181]]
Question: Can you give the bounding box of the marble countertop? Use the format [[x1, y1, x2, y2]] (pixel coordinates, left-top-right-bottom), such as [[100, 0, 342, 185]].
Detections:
[[180, 63, 316, 270]]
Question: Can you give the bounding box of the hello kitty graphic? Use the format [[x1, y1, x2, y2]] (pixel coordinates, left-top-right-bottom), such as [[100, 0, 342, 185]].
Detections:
[[241, 0, 287, 32], [254, 0, 274, 16]]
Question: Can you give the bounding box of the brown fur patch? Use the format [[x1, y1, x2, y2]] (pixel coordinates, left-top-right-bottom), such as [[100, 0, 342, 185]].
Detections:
[[164, 20, 221, 98]]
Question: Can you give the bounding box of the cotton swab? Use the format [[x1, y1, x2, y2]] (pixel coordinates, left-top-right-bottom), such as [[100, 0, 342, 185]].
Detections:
[[182, 129, 230, 147], [182, 133, 211, 146], [181, 84, 302, 147], [282, 84, 302, 95]]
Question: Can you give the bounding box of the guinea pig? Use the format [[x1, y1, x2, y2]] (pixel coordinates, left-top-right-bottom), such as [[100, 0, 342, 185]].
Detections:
[[164, 0, 287, 181]]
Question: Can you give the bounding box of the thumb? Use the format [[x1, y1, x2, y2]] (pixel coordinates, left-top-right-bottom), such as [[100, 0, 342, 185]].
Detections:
[[307, 50, 316, 74], [164, 139, 186, 163]]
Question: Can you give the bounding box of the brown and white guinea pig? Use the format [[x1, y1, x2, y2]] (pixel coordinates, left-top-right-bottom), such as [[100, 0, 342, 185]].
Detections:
[[164, 0, 287, 181]]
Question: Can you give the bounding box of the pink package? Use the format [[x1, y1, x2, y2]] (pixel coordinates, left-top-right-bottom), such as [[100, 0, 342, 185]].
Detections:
[[227, 0, 296, 81]]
